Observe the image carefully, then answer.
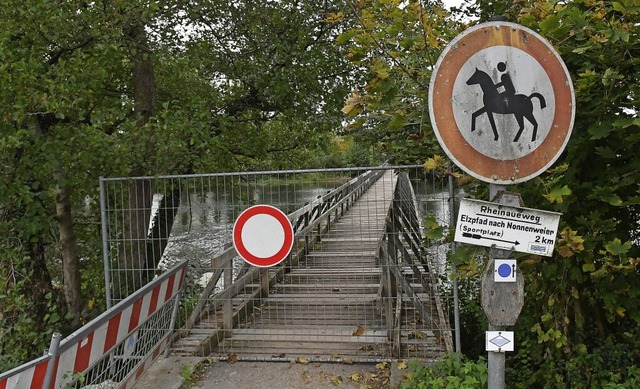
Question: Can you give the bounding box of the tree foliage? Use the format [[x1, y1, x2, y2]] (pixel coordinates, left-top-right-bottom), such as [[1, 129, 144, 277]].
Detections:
[[339, 0, 639, 386], [509, 1, 640, 386], [0, 0, 358, 370], [333, 0, 466, 164]]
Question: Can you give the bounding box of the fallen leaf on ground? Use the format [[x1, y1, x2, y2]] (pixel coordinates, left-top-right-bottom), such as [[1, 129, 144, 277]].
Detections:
[[330, 376, 343, 386], [349, 373, 362, 382], [352, 324, 366, 336], [397, 360, 408, 370], [227, 354, 237, 364], [296, 357, 310, 364]]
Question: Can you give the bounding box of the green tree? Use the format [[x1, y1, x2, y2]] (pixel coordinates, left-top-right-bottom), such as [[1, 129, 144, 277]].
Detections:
[[338, 0, 639, 386], [0, 0, 359, 370], [334, 0, 465, 164], [508, 1, 640, 386]]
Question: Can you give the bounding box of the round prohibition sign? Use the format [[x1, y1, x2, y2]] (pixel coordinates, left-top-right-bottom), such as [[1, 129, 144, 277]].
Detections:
[[429, 21, 575, 184], [233, 204, 294, 267]]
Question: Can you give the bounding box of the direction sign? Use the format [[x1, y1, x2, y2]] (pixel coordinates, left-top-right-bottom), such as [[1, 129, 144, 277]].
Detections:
[[429, 21, 575, 184], [454, 198, 561, 256], [233, 204, 294, 267], [494, 259, 517, 283], [486, 331, 514, 352]]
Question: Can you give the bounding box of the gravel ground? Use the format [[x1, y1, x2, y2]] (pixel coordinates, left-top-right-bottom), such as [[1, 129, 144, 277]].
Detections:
[[186, 360, 404, 389]]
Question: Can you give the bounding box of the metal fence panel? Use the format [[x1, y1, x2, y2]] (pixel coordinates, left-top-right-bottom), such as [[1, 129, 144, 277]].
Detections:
[[100, 166, 456, 362]]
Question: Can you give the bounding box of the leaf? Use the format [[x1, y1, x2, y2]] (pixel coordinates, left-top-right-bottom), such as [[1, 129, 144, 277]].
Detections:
[[572, 45, 592, 54], [227, 354, 237, 364], [296, 357, 310, 364], [556, 228, 585, 258], [605, 238, 631, 255], [423, 155, 446, 171], [576, 343, 588, 355], [342, 91, 363, 118], [612, 2, 626, 13], [330, 376, 343, 386], [588, 122, 610, 139], [388, 113, 407, 131], [352, 324, 366, 336], [335, 29, 356, 45], [602, 68, 623, 86], [374, 67, 389, 80], [349, 373, 362, 382], [602, 192, 623, 206], [397, 360, 408, 370], [543, 185, 572, 204], [325, 11, 345, 23], [424, 213, 445, 240], [539, 14, 561, 33], [375, 362, 388, 370]]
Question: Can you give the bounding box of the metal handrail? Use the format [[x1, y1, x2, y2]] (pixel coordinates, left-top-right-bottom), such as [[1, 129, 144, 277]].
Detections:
[[181, 169, 384, 334], [378, 172, 454, 355]]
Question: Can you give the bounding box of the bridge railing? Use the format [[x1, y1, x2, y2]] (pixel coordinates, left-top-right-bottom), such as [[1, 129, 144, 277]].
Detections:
[[0, 260, 188, 389], [379, 172, 454, 357], [180, 169, 385, 352], [99, 165, 456, 360]]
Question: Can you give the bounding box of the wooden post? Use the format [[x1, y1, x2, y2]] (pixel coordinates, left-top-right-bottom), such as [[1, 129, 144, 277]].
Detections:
[[483, 186, 525, 389], [223, 266, 233, 336], [260, 268, 269, 298]]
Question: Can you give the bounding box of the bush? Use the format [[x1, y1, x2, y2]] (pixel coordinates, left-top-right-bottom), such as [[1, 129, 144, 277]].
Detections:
[[507, 333, 640, 388], [402, 353, 487, 389]]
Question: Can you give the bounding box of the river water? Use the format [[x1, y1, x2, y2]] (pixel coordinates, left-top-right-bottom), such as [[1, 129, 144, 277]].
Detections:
[[155, 176, 452, 287]]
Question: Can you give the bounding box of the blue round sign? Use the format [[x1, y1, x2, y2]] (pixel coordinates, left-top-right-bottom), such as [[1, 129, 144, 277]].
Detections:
[[497, 263, 512, 278]]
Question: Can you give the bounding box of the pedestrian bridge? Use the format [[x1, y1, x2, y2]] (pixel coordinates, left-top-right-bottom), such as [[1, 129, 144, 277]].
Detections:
[[168, 169, 453, 362], [0, 166, 454, 389]]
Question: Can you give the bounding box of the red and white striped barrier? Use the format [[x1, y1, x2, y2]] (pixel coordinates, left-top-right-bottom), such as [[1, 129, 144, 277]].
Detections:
[[0, 260, 188, 389], [0, 356, 50, 389]]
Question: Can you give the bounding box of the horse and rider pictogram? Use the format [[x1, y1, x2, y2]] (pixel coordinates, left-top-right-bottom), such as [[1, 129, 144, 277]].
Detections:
[[466, 62, 547, 143], [428, 21, 575, 184]]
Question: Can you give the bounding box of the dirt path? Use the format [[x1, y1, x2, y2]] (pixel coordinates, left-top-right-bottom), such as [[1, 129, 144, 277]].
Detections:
[[187, 360, 403, 389]]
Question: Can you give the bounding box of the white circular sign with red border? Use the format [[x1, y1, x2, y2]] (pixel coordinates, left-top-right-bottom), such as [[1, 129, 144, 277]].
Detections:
[[429, 21, 575, 184], [233, 204, 294, 268]]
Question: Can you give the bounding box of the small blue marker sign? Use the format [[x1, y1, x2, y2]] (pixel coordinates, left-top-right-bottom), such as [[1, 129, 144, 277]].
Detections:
[[494, 259, 517, 283]]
